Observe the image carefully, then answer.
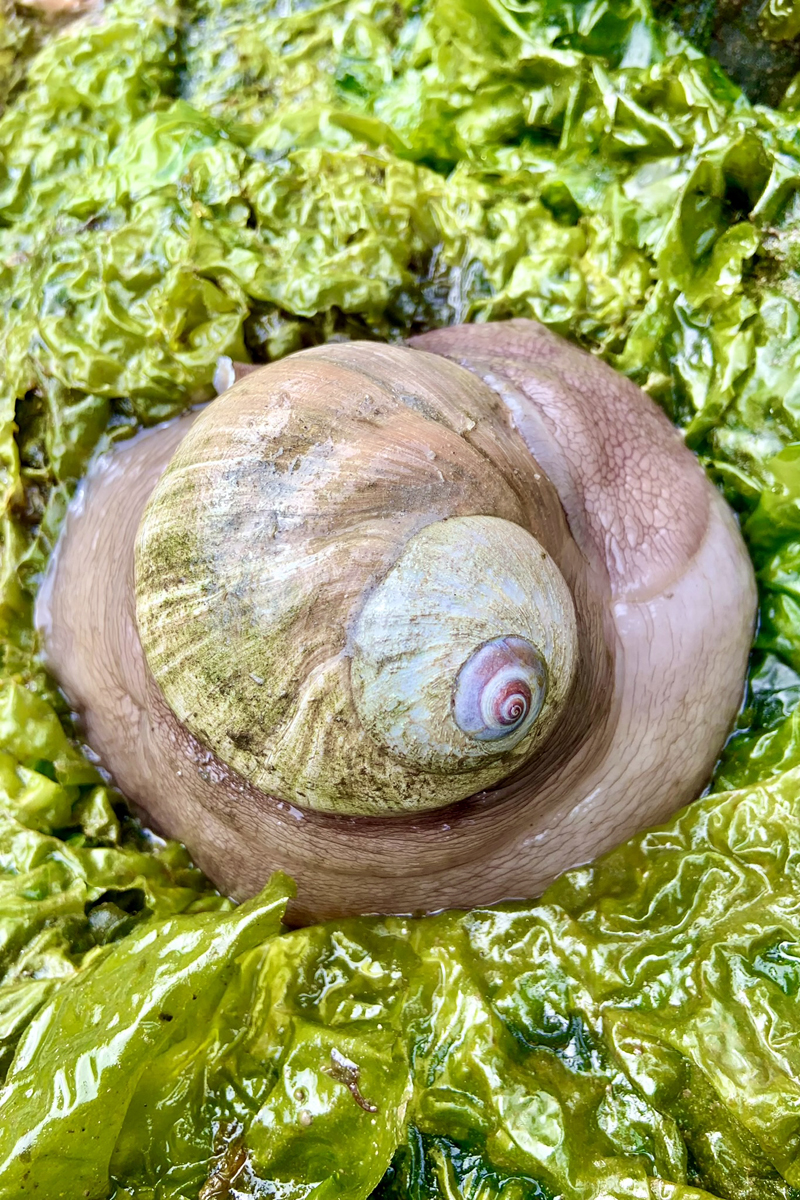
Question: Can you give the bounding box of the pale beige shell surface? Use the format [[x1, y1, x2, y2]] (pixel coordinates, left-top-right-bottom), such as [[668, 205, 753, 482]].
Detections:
[[351, 516, 577, 770], [135, 342, 583, 816]]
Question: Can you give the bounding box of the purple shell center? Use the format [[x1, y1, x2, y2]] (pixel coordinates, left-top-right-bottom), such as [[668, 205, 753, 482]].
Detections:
[[493, 679, 532, 725], [453, 635, 547, 743]]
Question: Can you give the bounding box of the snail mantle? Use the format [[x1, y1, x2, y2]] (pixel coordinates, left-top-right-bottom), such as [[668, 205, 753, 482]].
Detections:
[[36, 320, 757, 921]]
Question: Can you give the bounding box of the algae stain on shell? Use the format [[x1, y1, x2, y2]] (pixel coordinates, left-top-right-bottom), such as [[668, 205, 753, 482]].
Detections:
[[134, 346, 580, 816]]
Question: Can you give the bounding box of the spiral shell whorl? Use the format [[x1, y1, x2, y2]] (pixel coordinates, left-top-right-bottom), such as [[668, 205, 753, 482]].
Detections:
[[350, 516, 577, 782], [454, 636, 546, 742]]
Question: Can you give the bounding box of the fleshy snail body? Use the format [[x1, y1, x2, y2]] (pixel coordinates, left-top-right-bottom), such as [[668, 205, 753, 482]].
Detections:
[[36, 320, 757, 921]]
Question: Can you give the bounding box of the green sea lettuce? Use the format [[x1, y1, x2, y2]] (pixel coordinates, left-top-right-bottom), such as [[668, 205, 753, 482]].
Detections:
[[5, 0, 800, 1196], [7, 764, 800, 1198]]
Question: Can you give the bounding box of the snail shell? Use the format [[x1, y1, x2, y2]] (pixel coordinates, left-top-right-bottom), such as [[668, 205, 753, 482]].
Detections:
[[134, 346, 580, 815], [36, 320, 757, 920]]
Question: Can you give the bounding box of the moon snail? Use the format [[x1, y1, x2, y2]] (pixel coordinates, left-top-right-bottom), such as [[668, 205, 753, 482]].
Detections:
[[35, 320, 757, 921]]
